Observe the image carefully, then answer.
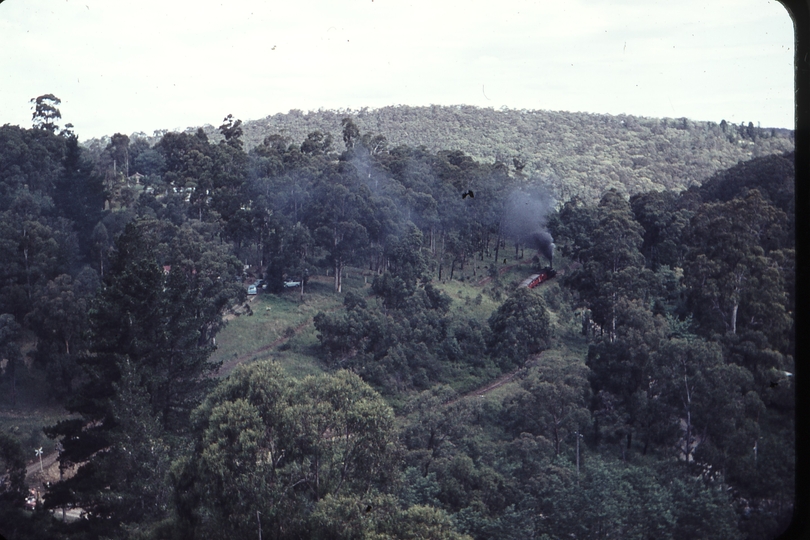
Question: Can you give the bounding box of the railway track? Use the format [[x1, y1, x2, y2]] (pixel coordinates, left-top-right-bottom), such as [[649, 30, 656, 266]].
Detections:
[[447, 355, 540, 406]]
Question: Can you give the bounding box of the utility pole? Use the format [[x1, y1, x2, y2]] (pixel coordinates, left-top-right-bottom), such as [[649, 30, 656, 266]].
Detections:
[[257, 510, 262, 540]]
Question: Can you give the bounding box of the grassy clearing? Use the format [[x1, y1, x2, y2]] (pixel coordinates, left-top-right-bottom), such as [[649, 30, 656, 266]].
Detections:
[[212, 259, 589, 395], [446, 363, 503, 395], [211, 285, 342, 367], [477, 378, 521, 404], [434, 279, 500, 322], [257, 323, 326, 379]]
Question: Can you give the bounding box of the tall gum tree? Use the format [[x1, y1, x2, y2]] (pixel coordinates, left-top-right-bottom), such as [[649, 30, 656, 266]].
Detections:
[[30, 94, 62, 133], [488, 288, 551, 369], [683, 189, 790, 340], [182, 361, 396, 538]]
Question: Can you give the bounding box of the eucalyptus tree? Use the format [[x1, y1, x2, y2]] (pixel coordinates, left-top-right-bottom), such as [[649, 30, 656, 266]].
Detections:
[[502, 355, 591, 456], [683, 189, 790, 342], [179, 362, 396, 539], [0, 314, 22, 407], [488, 288, 551, 369], [30, 94, 62, 133], [307, 169, 373, 293], [563, 189, 657, 342]]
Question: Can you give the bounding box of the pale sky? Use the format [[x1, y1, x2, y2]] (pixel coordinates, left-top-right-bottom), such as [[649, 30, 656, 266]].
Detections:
[[0, 0, 795, 141]]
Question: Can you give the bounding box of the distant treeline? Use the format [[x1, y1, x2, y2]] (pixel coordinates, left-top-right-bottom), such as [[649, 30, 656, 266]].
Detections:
[[84, 105, 794, 204]]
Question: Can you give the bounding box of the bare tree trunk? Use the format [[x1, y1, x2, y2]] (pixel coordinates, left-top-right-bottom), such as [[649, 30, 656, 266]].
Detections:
[[10, 360, 16, 407], [731, 302, 738, 334], [315, 454, 320, 501], [553, 423, 560, 455], [333, 261, 342, 293], [441, 231, 445, 260], [24, 245, 31, 300], [681, 359, 692, 463], [610, 295, 617, 343]]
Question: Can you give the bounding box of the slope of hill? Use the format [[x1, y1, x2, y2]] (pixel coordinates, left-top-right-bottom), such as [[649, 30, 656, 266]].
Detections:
[[85, 105, 793, 204]]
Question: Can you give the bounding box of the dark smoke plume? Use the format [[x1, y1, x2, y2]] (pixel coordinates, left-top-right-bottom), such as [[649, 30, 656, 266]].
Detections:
[[501, 187, 555, 265]]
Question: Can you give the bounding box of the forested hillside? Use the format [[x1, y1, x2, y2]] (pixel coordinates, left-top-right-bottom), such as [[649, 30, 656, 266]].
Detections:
[[0, 99, 795, 540], [86, 105, 794, 204]]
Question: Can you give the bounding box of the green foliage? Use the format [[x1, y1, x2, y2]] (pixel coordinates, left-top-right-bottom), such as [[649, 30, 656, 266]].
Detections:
[[699, 151, 794, 218], [39, 218, 243, 538], [53, 360, 174, 530], [0, 110, 794, 540], [630, 190, 691, 269], [0, 192, 63, 321], [25, 272, 97, 402], [399, 386, 473, 471], [307, 492, 473, 540], [316, 258, 458, 392], [183, 362, 396, 539], [27, 274, 91, 356], [342, 117, 361, 150], [218, 114, 244, 150], [536, 459, 678, 540], [30, 94, 62, 133], [586, 299, 667, 420], [0, 314, 23, 407], [55, 135, 106, 256], [562, 189, 656, 341], [0, 430, 26, 509], [683, 189, 791, 343], [0, 431, 57, 540], [172, 106, 793, 205], [502, 355, 591, 456], [488, 288, 551, 368]]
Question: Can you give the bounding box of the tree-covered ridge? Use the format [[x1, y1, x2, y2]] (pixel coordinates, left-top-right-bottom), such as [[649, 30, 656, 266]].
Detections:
[[0, 103, 795, 540], [86, 105, 793, 204]]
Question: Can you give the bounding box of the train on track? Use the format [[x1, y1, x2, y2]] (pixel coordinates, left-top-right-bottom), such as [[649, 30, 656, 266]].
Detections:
[[519, 267, 557, 289]]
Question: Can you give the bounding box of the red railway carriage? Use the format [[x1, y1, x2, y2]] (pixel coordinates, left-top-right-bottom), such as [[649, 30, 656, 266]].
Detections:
[[519, 267, 557, 289]]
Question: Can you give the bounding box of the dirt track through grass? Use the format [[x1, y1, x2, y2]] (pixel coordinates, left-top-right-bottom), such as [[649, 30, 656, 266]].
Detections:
[[216, 305, 342, 377]]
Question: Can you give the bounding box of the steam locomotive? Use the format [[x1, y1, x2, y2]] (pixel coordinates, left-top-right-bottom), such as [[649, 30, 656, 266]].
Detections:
[[519, 266, 557, 289]]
